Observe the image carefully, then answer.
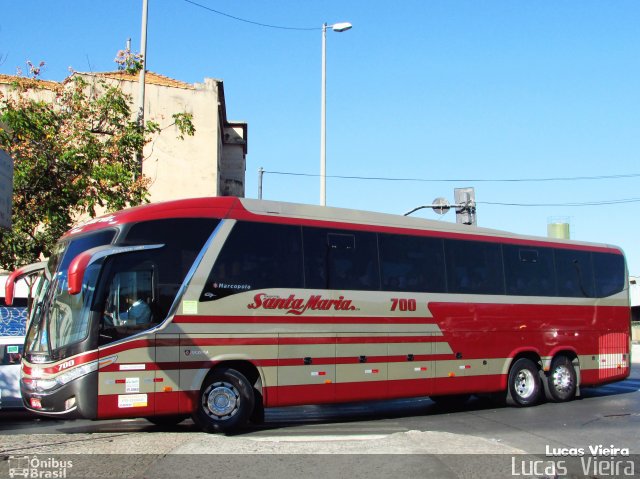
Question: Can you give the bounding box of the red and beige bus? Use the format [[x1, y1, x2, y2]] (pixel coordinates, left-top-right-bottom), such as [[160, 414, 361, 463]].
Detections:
[[6, 197, 630, 432]]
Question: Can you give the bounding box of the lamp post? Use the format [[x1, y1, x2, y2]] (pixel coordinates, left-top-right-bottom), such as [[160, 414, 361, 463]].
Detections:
[[320, 21, 352, 206]]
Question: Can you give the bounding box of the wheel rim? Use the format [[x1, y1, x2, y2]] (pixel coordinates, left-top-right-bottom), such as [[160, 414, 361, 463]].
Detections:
[[552, 365, 573, 394], [204, 381, 240, 419], [514, 369, 536, 399]]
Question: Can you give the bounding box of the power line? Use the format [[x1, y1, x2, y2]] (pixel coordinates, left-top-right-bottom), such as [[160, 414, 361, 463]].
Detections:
[[261, 170, 640, 207], [183, 0, 319, 31], [479, 198, 640, 207], [263, 170, 640, 183]]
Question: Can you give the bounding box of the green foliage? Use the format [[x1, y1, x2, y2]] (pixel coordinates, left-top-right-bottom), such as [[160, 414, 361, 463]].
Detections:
[[0, 72, 191, 270], [172, 112, 195, 140]]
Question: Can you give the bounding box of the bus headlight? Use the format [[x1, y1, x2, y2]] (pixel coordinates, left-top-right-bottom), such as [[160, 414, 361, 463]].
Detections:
[[23, 361, 99, 392], [54, 361, 99, 388]]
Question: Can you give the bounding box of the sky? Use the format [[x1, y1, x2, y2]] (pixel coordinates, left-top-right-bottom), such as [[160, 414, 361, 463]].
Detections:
[[1, 1, 640, 274]]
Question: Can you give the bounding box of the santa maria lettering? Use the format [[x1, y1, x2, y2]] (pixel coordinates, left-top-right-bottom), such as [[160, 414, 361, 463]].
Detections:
[[247, 294, 357, 315]]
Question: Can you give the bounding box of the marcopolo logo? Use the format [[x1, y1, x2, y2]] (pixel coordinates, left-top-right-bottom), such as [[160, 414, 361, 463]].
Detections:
[[8, 456, 73, 478], [247, 293, 357, 316]]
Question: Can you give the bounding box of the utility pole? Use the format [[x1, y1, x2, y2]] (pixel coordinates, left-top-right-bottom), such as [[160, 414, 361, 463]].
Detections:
[[137, 0, 148, 127], [258, 167, 264, 200], [135, 0, 148, 175]]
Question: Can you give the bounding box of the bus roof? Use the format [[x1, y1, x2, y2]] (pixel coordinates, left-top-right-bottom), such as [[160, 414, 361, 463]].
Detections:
[[65, 196, 623, 254]]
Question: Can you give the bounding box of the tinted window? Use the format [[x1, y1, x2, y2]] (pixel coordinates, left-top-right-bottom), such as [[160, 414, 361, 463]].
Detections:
[[445, 240, 504, 294], [593, 252, 625, 297], [555, 249, 595, 298], [201, 222, 303, 301], [379, 234, 445, 292], [304, 228, 380, 291], [98, 251, 159, 344], [98, 218, 218, 344], [52, 230, 116, 273], [123, 218, 218, 313], [503, 245, 556, 296]]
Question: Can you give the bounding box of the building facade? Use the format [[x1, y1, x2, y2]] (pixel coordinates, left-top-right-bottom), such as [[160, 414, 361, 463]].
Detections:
[[0, 71, 247, 202]]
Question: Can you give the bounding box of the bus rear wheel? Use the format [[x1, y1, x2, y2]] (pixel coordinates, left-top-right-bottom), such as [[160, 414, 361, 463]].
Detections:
[[508, 358, 542, 407], [546, 356, 577, 402], [193, 367, 255, 433]]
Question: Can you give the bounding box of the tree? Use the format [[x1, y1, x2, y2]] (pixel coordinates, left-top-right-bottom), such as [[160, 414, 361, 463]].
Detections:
[[0, 63, 194, 270]]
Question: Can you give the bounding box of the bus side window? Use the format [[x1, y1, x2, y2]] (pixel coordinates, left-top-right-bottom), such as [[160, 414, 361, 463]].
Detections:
[[503, 245, 556, 296], [379, 234, 446, 293], [555, 250, 595, 298], [445, 240, 505, 295], [593, 252, 625, 297], [98, 257, 157, 345], [304, 228, 380, 291], [200, 222, 304, 301]]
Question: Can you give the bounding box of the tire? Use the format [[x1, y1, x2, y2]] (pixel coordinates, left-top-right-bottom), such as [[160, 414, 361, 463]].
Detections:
[[192, 368, 255, 434], [250, 388, 265, 424], [508, 358, 542, 407], [146, 415, 189, 427], [546, 356, 577, 402]]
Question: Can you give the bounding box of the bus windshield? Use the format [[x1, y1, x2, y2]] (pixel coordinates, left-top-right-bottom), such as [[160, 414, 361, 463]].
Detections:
[[25, 230, 115, 358]]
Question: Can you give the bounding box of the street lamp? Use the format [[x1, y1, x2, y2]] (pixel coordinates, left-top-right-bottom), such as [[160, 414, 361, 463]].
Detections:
[[320, 21, 352, 206]]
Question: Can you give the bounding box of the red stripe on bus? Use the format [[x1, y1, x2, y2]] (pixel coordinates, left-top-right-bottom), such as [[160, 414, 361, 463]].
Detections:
[[100, 339, 155, 355], [99, 362, 161, 373], [173, 303, 628, 326], [173, 315, 435, 324], [262, 374, 509, 407], [182, 337, 279, 347], [150, 354, 451, 372], [23, 351, 100, 376], [175, 336, 446, 347], [427, 303, 629, 334]]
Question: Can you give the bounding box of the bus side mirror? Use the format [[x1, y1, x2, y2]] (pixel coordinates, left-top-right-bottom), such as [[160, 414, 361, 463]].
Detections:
[[5, 261, 47, 305], [67, 243, 165, 295], [68, 251, 94, 295], [5, 269, 21, 305]]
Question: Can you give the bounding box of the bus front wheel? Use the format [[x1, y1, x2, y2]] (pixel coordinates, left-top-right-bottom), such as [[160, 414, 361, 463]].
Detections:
[[507, 358, 542, 407], [193, 367, 255, 433]]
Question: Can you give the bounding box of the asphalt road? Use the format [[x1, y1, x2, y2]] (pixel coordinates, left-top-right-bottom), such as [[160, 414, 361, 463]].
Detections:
[[0, 354, 638, 479]]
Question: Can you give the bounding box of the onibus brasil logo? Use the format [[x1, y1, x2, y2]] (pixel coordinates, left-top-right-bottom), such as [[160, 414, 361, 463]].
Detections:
[[8, 456, 73, 478], [248, 294, 357, 315]]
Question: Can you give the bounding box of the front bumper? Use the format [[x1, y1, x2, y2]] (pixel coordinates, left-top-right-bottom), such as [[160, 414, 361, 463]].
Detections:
[[21, 370, 98, 419]]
